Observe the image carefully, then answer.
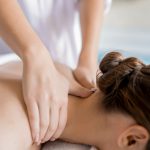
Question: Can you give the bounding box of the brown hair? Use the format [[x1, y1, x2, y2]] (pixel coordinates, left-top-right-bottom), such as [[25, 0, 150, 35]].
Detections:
[[97, 52, 150, 149]]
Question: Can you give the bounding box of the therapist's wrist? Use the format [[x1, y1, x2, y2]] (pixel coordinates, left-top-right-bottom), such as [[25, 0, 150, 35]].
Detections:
[[79, 49, 98, 66], [22, 45, 55, 70]]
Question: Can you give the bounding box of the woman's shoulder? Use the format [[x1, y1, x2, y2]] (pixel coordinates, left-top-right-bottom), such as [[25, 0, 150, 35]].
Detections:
[[0, 62, 23, 100], [0, 61, 22, 79]]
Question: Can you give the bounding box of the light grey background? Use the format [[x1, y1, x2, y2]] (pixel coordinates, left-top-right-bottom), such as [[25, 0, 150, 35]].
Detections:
[[0, 0, 150, 59], [100, 0, 150, 57]]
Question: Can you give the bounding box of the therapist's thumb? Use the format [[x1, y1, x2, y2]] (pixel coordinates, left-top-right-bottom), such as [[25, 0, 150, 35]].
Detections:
[[69, 83, 96, 98]]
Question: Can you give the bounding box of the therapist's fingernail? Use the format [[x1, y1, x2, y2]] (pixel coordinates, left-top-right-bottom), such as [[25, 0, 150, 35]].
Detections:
[[89, 88, 97, 92], [41, 139, 45, 143], [51, 137, 56, 141]]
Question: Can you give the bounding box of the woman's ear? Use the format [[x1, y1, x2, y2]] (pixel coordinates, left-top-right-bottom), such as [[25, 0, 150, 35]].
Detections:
[[117, 125, 149, 149]]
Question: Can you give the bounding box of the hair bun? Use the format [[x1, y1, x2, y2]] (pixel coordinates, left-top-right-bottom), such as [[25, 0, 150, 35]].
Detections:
[[97, 51, 145, 94], [141, 65, 150, 75], [100, 52, 124, 74]]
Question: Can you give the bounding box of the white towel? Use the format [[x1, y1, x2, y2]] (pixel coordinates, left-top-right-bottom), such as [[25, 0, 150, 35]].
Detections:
[[0, 54, 20, 65]]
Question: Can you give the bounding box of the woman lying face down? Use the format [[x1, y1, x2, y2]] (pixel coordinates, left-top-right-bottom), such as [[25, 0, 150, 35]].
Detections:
[[59, 52, 150, 150], [0, 52, 149, 150]]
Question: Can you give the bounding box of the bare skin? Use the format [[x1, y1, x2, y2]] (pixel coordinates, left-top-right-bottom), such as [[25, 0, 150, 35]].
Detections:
[[74, 0, 104, 88], [0, 62, 148, 150], [0, 0, 104, 144], [0, 0, 70, 143]]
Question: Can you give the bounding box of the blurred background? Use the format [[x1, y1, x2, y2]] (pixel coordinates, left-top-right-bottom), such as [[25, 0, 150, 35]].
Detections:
[[100, 0, 150, 63], [0, 0, 149, 63]]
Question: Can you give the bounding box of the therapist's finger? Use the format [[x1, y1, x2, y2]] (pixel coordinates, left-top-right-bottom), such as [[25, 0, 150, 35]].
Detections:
[[80, 75, 95, 89], [52, 104, 68, 140], [74, 70, 95, 89], [69, 81, 94, 98], [26, 102, 39, 144], [38, 99, 49, 144], [42, 104, 59, 142]]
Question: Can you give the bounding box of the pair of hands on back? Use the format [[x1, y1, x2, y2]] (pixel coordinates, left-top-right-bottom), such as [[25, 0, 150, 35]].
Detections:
[[22, 50, 97, 145]]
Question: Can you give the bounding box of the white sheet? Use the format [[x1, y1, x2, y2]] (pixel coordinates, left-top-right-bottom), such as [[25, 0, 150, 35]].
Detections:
[[0, 53, 20, 65]]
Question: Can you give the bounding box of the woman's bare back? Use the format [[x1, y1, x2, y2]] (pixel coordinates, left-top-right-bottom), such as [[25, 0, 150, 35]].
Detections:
[[0, 62, 40, 150]]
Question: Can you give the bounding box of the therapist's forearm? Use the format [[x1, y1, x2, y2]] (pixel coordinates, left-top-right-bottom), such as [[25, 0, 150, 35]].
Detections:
[[0, 0, 54, 67], [79, 0, 104, 66]]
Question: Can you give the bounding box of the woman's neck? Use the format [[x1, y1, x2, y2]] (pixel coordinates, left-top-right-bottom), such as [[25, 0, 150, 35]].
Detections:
[[59, 91, 107, 147]]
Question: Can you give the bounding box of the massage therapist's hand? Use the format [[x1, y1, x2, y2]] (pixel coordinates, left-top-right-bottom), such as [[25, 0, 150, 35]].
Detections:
[[22, 50, 69, 145], [54, 62, 95, 98], [74, 64, 97, 90]]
